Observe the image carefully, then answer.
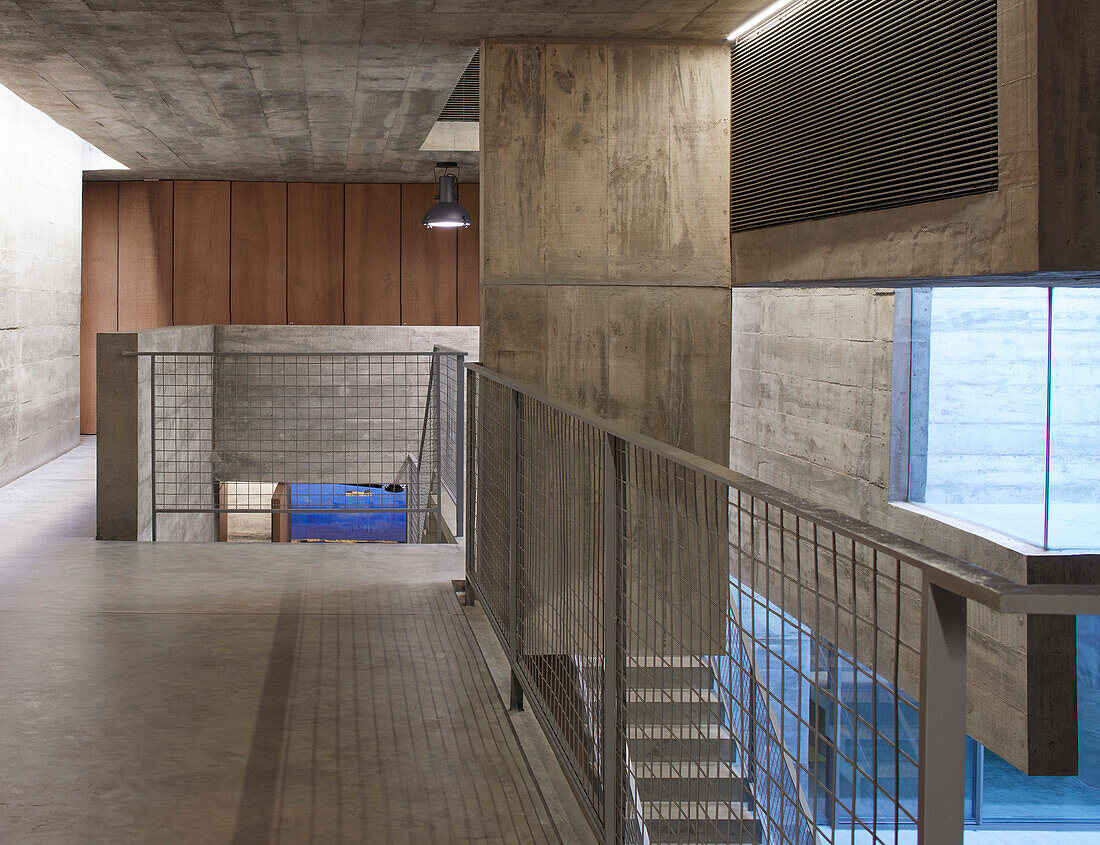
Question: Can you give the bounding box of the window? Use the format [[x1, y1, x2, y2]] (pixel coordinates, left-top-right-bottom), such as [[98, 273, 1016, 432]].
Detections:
[[903, 286, 1100, 551]]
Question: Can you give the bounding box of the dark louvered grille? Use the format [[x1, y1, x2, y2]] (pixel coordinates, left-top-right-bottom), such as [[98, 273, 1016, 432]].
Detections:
[[439, 50, 480, 122], [730, 0, 998, 232]]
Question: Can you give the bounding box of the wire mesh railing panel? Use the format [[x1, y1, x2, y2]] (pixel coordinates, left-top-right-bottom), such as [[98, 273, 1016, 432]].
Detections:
[[465, 365, 1100, 845], [724, 493, 924, 845], [615, 447, 755, 845], [467, 373, 512, 641], [147, 351, 465, 542], [151, 354, 215, 514], [212, 353, 434, 496], [397, 455, 428, 544], [515, 394, 607, 828], [434, 347, 465, 521]]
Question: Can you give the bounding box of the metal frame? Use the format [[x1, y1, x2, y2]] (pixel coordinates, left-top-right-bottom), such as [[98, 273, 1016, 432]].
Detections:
[[464, 362, 1100, 845], [434, 345, 466, 537], [135, 350, 466, 543]]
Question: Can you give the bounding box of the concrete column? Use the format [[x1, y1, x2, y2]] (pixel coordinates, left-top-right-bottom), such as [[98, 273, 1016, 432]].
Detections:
[[479, 40, 733, 465]]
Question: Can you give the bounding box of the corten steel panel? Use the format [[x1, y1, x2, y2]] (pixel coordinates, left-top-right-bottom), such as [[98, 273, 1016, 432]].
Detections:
[[118, 180, 173, 331], [457, 183, 480, 326], [730, 1, 1041, 284], [344, 183, 401, 325], [288, 183, 344, 325], [173, 181, 230, 325], [400, 183, 457, 326], [1037, 0, 1100, 270], [80, 182, 119, 435], [230, 182, 287, 325]]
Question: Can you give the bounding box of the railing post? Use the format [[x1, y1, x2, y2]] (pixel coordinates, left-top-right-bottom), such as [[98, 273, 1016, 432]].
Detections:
[[434, 353, 444, 543], [455, 353, 466, 538], [149, 354, 157, 542], [918, 577, 968, 845], [464, 366, 476, 606], [602, 433, 621, 845], [508, 386, 523, 711]]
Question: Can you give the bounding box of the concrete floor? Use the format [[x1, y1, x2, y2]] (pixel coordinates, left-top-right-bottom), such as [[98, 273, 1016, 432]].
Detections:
[[0, 438, 563, 843]]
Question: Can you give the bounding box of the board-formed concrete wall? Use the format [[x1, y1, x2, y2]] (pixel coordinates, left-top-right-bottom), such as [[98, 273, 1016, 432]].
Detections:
[[479, 40, 732, 466], [729, 284, 1100, 775], [0, 83, 83, 488]]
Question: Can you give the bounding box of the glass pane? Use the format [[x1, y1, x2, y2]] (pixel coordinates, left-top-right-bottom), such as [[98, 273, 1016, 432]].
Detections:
[[1048, 287, 1100, 550], [979, 615, 1100, 822], [909, 287, 1049, 546]]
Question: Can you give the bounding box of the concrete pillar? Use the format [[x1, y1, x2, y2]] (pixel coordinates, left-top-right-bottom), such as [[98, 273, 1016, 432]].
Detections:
[[479, 40, 733, 465]]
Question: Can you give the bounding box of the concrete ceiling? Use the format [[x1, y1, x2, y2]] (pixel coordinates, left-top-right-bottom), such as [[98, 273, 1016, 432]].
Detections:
[[0, 1, 768, 182]]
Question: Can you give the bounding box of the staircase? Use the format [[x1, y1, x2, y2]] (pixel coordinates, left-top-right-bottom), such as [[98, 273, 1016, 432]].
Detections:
[[624, 655, 762, 844]]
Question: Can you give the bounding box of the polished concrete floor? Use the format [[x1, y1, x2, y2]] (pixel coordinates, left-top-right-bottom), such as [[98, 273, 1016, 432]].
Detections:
[[0, 439, 561, 843]]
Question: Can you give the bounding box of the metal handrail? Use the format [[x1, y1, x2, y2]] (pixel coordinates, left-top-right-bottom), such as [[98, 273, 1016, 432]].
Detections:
[[466, 362, 1100, 616]]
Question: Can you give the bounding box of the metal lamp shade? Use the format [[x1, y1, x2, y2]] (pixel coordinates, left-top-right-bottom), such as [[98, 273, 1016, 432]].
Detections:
[[422, 173, 471, 229]]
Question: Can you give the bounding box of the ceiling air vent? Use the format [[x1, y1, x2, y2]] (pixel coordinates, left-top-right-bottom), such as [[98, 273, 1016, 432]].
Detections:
[[730, 0, 998, 233], [439, 50, 480, 122]]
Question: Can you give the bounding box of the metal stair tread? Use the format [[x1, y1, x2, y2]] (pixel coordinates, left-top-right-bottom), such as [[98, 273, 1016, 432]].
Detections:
[[625, 654, 710, 669], [627, 688, 721, 704], [642, 800, 757, 822], [626, 723, 732, 741], [634, 759, 742, 780]]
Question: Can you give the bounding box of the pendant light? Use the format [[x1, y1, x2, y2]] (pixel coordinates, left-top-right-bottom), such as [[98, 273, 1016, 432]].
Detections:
[[422, 161, 472, 229]]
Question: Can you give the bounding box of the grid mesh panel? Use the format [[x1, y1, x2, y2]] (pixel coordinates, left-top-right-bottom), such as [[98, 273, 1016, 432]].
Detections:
[[435, 347, 464, 511], [150, 354, 215, 514], [468, 369, 929, 844], [439, 50, 480, 122], [467, 375, 512, 640], [149, 352, 463, 539], [730, 0, 998, 232], [515, 395, 607, 827]]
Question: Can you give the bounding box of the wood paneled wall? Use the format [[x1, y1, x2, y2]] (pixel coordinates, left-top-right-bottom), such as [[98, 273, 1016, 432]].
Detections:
[[174, 181, 230, 325], [80, 179, 479, 433], [230, 182, 288, 325], [345, 184, 401, 325], [79, 182, 119, 433]]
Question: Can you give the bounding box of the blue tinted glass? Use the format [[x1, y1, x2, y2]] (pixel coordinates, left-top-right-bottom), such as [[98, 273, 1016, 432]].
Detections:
[[910, 288, 1049, 546], [979, 616, 1100, 822], [1048, 288, 1100, 550]]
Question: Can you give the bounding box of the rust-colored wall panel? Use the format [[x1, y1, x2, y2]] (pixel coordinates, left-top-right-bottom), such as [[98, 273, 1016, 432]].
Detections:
[[345, 183, 401, 325], [80, 181, 477, 361], [173, 181, 230, 325], [288, 183, 344, 325], [118, 180, 173, 331], [457, 182, 480, 326], [231, 182, 287, 324], [400, 183, 457, 326], [80, 182, 119, 435]]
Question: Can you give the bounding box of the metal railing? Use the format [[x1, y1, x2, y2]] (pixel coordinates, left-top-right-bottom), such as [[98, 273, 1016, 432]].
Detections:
[[140, 350, 465, 542], [464, 363, 1100, 845], [434, 345, 466, 536]]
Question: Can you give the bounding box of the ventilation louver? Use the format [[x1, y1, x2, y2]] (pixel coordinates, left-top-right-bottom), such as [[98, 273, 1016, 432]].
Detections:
[[730, 0, 998, 233], [439, 50, 480, 122]]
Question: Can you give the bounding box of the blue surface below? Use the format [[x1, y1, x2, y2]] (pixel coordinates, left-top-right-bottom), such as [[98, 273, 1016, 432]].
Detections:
[[289, 483, 406, 542]]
